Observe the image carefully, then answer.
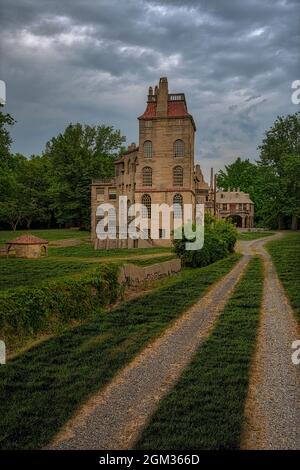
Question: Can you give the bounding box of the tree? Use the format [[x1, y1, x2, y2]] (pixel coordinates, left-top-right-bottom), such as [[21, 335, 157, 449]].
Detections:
[[258, 112, 300, 229], [17, 155, 51, 229], [0, 167, 24, 230], [0, 105, 15, 168], [45, 123, 125, 229]]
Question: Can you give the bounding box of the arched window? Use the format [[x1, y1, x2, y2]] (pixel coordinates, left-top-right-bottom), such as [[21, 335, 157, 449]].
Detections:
[[142, 166, 152, 186], [174, 139, 184, 157], [173, 193, 183, 218], [173, 166, 183, 186], [142, 194, 151, 218], [143, 140, 152, 159]]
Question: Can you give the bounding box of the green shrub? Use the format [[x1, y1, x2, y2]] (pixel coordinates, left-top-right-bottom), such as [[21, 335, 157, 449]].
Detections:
[[0, 264, 120, 344], [173, 214, 237, 267]]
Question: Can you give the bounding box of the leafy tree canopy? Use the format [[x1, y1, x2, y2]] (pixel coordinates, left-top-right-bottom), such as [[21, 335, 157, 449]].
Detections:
[[44, 123, 125, 229]]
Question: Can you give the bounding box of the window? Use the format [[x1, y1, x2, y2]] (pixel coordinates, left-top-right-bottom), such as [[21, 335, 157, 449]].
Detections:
[[174, 139, 184, 157], [143, 140, 152, 158], [108, 207, 116, 229], [96, 188, 104, 203], [223, 203, 227, 210], [145, 121, 152, 128], [159, 229, 166, 239], [109, 188, 116, 200], [173, 166, 183, 186], [142, 166, 152, 186], [173, 193, 183, 218], [142, 194, 151, 218]]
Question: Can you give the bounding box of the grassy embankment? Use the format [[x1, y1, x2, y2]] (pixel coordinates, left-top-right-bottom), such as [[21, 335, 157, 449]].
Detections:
[[267, 231, 300, 323], [0, 254, 240, 449], [136, 256, 264, 450], [237, 231, 275, 240]]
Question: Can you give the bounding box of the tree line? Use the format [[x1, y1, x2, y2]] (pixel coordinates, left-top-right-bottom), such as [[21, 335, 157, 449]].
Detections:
[[0, 106, 299, 230], [217, 112, 300, 229], [0, 106, 125, 230]]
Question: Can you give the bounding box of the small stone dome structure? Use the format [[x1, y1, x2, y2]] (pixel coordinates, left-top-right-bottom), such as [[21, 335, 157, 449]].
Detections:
[[6, 234, 49, 259]]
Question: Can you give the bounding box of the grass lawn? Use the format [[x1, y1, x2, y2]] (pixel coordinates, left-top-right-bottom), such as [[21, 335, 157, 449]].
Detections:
[[267, 231, 300, 323], [0, 229, 90, 246], [237, 231, 275, 240], [130, 255, 176, 266], [0, 227, 175, 291], [0, 254, 240, 449], [0, 254, 176, 291], [0, 258, 96, 291], [136, 257, 263, 450], [49, 244, 171, 258]]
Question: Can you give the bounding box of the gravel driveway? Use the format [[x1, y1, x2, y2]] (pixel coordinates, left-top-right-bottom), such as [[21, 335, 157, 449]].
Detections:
[[50, 250, 251, 450], [50, 234, 299, 450], [241, 235, 300, 449]]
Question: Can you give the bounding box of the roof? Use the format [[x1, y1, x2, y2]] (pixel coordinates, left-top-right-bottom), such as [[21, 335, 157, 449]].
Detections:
[[140, 97, 189, 119], [7, 234, 49, 245], [216, 191, 254, 204]]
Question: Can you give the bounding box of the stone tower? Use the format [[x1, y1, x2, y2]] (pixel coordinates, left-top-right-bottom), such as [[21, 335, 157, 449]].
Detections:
[[91, 77, 200, 248], [135, 77, 196, 237]]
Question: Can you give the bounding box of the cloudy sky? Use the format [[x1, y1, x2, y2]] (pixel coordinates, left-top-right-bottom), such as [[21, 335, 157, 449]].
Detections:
[[0, 0, 299, 179]]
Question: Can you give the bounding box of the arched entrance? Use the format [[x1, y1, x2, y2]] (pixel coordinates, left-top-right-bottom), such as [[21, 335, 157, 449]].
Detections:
[[228, 214, 243, 228]]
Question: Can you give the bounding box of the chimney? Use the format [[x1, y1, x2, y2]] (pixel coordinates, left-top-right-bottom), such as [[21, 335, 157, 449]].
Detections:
[[210, 168, 214, 189], [128, 142, 136, 151], [156, 77, 168, 116], [147, 86, 153, 102]]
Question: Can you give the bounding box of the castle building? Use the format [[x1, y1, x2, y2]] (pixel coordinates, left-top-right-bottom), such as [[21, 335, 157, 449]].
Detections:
[[216, 189, 254, 228], [91, 77, 254, 248]]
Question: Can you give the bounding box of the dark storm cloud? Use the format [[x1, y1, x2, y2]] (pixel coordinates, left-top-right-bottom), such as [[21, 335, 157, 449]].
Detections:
[[0, 0, 299, 177]]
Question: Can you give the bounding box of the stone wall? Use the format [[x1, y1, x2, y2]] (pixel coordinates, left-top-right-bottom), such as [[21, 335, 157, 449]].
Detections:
[[118, 258, 181, 286]]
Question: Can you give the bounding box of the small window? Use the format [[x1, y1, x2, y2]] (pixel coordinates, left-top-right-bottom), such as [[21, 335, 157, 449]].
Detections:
[[142, 194, 151, 218], [142, 167, 152, 186], [173, 193, 183, 218], [223, 203, 227, 210], [143, 140, 152, 159], [145, 121, 152, 128], [96, 188, 104, 203], [109, 188, 116, 200], [173, 166, 183, 186], [174, 139, 184, 157]]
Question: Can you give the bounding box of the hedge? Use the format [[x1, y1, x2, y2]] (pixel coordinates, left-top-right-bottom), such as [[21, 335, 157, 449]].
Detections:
[[173, 214, 237, 268], [0, 264, 121, 345]]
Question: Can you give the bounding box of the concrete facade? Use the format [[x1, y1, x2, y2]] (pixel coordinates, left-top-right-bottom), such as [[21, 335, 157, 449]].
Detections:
[[118, 259, 181, 286]]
